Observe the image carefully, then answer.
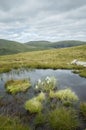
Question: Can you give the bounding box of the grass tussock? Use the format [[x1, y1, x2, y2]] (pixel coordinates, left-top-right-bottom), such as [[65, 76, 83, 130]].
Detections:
[[34, 112, 46, 127], [24, 92, 45, 113], [36, 92, 46, 102], [80, 102, 86, 119], [24, 97, 43, 113], [0, 115, 31, 130], [49, 88, 79, 106], [55, 88, 79, 102], [48, 107, 79, 130], [5, 79, 31, 94]]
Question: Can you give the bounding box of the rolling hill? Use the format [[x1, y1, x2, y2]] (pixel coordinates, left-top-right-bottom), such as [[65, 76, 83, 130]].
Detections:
[[0, 39, 40, 55], [26, 40, 86, 49], [0, 39, 86, 55]]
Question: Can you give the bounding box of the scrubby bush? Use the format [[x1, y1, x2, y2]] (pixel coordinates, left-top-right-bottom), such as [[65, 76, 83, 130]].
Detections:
[[48, 107, 79, 130]]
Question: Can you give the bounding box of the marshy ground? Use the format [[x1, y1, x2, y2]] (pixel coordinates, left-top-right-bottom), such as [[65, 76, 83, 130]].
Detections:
[[0, 45, 86, 130], [0, 68, 86, 130]]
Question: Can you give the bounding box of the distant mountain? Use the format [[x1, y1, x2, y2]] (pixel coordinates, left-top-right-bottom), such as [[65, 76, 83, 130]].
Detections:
[[26, 40, 86, 49], [26, 41, 52, 49], [0, 39, 42, 55], [51, 40, 86, 48], [0, 39, 86, 55]]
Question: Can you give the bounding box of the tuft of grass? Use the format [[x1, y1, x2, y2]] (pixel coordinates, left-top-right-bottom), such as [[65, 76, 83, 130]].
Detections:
[[24, 92, 46, 113], [5, 79, 31, 94], [36, 92, 46, 102], [34, 112, 46, 127], [24, 98, 43, 113], [49, 90, 56, 99], [55, 88, 78, 103], [48, 107, 79, 130], [80, 102, 86, 119], [0, 115, 31, 130], [49, 88, 79, 106], [35, 76, 56, 92]]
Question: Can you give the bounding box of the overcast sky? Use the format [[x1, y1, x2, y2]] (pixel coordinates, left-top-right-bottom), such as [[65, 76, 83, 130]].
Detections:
[[0, 0, 86, 43]]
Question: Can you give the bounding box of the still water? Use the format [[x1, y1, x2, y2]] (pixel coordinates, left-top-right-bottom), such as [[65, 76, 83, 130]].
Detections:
[[0, 68, 86, 101]]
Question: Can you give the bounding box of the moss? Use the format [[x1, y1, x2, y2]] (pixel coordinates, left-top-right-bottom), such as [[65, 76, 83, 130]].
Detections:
[[0, 115, 31, 130], [24, 98, 43, 113], [5, 79, 31, 94], [48, 107, 79, 130]]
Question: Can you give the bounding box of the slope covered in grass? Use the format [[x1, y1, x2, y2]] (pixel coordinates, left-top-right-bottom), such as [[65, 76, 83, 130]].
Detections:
[[0, 39, 86, 55], [0, 39, 46, 55], [26, 40, 86, 49], [0, 45, 86, 77]]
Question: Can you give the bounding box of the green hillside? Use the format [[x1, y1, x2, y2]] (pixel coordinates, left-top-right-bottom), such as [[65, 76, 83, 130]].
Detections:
[[0, 45, 86, 77], [26, 40, 86, 49], [0, 39, 86, 55], [26, 41, 52, 47], [0, 39, 42, 55]]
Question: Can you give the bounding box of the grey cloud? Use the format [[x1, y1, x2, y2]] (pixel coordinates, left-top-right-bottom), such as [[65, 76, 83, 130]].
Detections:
[[0, 0, 86, 42]]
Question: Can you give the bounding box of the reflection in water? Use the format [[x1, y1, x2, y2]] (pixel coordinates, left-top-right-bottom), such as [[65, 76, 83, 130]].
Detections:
[[0, 68, 86, 101]]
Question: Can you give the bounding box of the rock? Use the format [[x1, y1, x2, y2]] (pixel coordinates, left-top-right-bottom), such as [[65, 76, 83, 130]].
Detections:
[[71, 59, 86, 67], [71, 59, 78, 64]]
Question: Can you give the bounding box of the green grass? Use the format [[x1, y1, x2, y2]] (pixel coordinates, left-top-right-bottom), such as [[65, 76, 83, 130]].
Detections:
[[48, 107, 79, 130], [55, 88, 79, 102], [36, 92, 46, 102], [34, 112, 46, 127], [80, 102, 86, 119], [49, 90, 56, 99], [5, 79, 31, 94], [0, 39, 86, 55], [0, 39, 33, 55], [49, 88, 79, 106], [0, 115, 31, 130], [24, 92, 46, 113], [24, 97, 43, 113], [0, 45, 86, 77]]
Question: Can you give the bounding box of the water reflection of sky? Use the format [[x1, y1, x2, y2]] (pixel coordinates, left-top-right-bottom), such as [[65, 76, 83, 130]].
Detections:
[[0, 68, 86, 101]]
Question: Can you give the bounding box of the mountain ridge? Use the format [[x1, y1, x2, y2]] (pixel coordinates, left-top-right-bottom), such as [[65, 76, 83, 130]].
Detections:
[[0, 39, 86, 55]]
